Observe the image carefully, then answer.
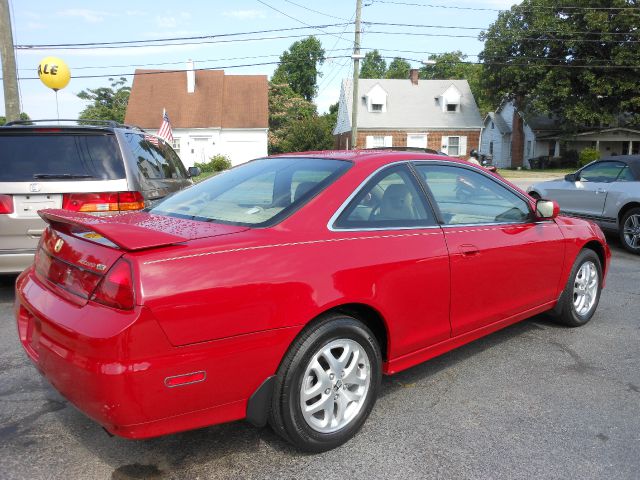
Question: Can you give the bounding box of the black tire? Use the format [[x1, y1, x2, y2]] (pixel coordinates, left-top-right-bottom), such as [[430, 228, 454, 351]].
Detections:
[[552, 249, 602, 327], [619, 207, 640, 254], [269, 314, 382, 452]]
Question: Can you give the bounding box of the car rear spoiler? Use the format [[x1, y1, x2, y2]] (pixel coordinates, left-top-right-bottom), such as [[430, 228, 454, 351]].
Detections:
[[39, 209, 188, 251]]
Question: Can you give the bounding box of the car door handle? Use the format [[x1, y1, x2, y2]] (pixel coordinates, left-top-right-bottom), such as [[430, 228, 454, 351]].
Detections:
[[596, 188, 607, 194], [27, 228, 45, 237], [459, 244, 480, 256]]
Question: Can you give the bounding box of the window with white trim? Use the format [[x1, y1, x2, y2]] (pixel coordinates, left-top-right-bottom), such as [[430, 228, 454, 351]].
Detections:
[[448, 136, 460, 156]]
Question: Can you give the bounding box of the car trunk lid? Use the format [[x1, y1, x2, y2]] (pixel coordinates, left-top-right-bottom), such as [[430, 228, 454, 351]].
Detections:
[[35, 209, 249, 305]]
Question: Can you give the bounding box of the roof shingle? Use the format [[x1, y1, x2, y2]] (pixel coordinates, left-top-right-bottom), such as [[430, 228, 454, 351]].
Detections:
[[124, 69, 268, 129]]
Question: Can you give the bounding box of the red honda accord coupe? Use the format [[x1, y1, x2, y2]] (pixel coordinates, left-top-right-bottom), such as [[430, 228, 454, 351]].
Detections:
[[15, 151, 609, 452]]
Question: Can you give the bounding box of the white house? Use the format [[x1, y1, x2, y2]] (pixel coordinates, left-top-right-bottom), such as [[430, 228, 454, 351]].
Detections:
[[125, 63, 268, 167], [481, 99, 640, 168], [334, 70, 483, 156]]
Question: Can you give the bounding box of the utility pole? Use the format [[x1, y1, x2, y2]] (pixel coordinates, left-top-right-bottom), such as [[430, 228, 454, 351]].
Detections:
[[350, 0, 362, 150], [0, 0, 19, 122]]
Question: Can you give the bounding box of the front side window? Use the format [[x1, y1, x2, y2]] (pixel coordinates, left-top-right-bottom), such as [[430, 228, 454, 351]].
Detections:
[[579, 161, 625, 183], [333, 165, 434, 229], [415, 164, 531, 225], [151, 157, 350, 226]]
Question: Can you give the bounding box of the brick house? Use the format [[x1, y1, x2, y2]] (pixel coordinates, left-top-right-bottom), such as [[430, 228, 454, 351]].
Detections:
[[125, 62, 268, 167], [333, 70, 482, 157]]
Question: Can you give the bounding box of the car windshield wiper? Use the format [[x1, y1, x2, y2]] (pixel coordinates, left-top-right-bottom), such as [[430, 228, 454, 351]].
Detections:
[[33, 173, 94, 179]]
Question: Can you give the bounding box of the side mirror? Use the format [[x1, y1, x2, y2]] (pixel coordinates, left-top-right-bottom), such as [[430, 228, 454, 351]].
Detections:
[[536, 199, 560, 219], [564, 173, 577, 182], [188, 166, 201, 177]]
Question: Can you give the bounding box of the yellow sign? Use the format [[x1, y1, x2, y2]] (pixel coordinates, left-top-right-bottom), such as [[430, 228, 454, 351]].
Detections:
[[38, 57, 71, 91]]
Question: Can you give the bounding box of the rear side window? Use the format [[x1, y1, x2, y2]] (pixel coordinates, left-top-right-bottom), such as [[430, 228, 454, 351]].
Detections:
[[123, 133, 187, 180], [151, 157, 350, 226], [0, 133, 125, 181]]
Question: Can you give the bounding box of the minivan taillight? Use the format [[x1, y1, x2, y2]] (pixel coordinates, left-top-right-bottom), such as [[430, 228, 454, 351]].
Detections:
[[62, 192, 145, 212], [91, 259, 135, 310], [0, 194, 14, 214]]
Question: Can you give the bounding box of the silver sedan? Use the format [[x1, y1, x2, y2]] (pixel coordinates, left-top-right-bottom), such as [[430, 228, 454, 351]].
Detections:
[[528, 155, 640, 254]]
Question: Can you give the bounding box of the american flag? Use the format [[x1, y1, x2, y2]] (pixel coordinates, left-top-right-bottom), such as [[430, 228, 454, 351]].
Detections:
[[157, 111, 174, 144], [144, 134, 159, 146]]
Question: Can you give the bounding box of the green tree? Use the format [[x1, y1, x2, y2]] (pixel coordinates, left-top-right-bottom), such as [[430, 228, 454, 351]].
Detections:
[[385, 57, 411, 79], [0, 112, 30, 125], [268, 82, 317, 154], [280, 115, 335, 153], [419, 51, 491, 115], [479, 0, 640, 129], [77, 77, 131, 123], [272, 36, 325, 101], [359, 50, 387, 79]]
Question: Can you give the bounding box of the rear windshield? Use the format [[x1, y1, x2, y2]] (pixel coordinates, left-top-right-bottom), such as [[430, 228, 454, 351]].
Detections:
[[0, 133, 125, 181], [151, 157, 351, 227]]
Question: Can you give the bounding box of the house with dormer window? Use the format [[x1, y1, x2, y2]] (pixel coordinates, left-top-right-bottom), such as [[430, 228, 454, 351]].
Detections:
[[333, 70, 483, 156]]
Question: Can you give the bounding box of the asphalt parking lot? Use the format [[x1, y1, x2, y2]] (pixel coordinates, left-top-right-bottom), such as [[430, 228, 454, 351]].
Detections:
[[1, 235, 638, 480]]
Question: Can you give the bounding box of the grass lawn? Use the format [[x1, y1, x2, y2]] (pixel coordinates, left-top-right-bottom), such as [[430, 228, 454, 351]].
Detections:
[[498, 168, 576, 179]]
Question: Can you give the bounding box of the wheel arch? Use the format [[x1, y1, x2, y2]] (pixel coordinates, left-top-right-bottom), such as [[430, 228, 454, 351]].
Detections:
[[617, 202, 640, 226], [582, 240, 607, 276]]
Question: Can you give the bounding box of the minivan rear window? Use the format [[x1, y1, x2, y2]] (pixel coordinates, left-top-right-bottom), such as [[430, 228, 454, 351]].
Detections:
[[0, 133, 125, 181]]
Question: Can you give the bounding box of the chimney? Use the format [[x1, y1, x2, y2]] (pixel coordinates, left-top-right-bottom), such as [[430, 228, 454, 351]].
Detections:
[[187, 60, 195, 93], [409, 68, 419, 85]]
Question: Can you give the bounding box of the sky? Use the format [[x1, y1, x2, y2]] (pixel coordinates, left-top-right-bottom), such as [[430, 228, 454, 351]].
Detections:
[[1, 0, 516, 122]]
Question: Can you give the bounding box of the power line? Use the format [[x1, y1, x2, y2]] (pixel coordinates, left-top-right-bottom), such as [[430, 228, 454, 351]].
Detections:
[[283, 0, 352, 21], [371, 0, 640, 12], [14, 23, 351, 49], [15, 30, 354, 51], [6, 55, 640, 83], [365, 21, 640, 36], [256, 0, 355, 43]]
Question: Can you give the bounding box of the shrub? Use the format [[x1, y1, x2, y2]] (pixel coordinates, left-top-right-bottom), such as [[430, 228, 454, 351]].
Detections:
[[579, 148, 600, 167], [560, 149, 579, 168], [195, 154, 232, 173]]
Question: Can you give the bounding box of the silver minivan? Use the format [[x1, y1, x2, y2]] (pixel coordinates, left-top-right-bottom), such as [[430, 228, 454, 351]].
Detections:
[[0, 120, 198, 273]]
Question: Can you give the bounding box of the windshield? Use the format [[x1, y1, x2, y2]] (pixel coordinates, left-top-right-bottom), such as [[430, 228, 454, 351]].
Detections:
[[0, 133, 125, 181], [151, 157, 351, 226]]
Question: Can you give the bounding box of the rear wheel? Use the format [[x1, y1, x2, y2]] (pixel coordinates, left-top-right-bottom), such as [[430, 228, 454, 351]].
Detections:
[[269, 314, 382, 452], [619, 207, 640, 254], [552, 249, 602, 327]]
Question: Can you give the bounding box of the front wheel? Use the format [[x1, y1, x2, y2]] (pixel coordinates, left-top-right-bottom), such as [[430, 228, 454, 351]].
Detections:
[[552, 249, 602, 327], [269, 314, 382, 452], [619, 207, 640, 254]]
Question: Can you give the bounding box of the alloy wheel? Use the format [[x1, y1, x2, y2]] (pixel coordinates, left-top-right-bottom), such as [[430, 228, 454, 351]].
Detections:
[[623, 213, 640, 250], [573, 260, 599, 316], [299, 338, 371, 434]]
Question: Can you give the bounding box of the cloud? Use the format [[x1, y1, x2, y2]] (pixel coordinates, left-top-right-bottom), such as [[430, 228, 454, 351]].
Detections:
[[223, 9, 266, 20], [57, 9, 112, 23], [156, 15, 178, 28], [26, 22, 45, 30]]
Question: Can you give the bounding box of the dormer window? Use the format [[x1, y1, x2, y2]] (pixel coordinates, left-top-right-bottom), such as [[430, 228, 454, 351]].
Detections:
[[440, 84, 462, 114], [365, 84, 388, 113]]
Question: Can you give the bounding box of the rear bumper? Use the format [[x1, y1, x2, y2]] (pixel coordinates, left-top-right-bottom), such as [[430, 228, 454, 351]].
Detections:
[[15, 268, 300, 438], [0, 250, 35, 274]]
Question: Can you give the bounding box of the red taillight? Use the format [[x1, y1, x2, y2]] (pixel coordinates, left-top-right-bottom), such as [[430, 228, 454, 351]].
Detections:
[[0, 194, 14, 214], [117, 191, 146, 211], [91, 259, 135, 310], [62, 192, 145, 212]]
